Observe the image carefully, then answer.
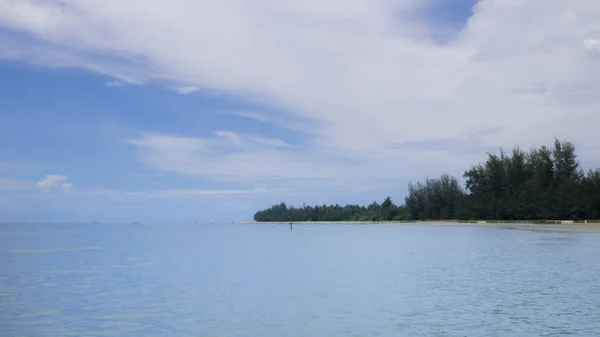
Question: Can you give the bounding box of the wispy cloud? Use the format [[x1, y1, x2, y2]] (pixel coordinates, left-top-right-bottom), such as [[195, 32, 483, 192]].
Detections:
[[37, 175, 74, 193], [61, 183, 75, 192], [250, 136, 294, 148], [126, 131, 333, 183], [227, 111, 271, 123], [0, 175, 288, 221], [104, 80, 125, 87], [125, 133, 206, 151], [173, 86, 199, 95], [1, 175, 77, 193], [213, 130, 293, 149], [124, 131, 477, 192], [583, 38, 600, 50], [37, 175, 67, 188], [214, 130, 247, 148], [224, 110, 315, 135], [583, 38, 600, 58], [114, 187, 287, 199]]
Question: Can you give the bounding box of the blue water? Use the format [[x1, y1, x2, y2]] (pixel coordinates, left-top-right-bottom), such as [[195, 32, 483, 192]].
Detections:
[[1, 223, 600, 336]]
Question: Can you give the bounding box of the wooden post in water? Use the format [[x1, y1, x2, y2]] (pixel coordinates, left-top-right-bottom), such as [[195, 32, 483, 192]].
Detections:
[[289, 208, 293, 231]]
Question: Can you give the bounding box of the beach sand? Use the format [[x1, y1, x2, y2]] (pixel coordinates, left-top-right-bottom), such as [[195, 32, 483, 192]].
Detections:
[[400, 221, 600, 233], [237, 221, 600, 233]]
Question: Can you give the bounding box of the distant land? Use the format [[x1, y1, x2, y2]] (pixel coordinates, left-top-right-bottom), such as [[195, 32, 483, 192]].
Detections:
[[254, 138, 600, 223]]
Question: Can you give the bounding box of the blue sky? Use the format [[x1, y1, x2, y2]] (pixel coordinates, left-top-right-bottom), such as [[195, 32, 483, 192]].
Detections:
[[1, 0, 600, 223]]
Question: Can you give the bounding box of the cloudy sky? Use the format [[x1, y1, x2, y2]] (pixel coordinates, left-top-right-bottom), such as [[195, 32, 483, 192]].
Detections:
[[1, 0, 599, 223]]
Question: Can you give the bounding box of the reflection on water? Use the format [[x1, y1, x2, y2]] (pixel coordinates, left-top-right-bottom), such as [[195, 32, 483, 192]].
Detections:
[[1, 223, 599, 336]]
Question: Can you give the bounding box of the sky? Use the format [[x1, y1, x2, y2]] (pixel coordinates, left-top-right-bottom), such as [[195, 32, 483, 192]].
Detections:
[[1, 0, 600, 223]]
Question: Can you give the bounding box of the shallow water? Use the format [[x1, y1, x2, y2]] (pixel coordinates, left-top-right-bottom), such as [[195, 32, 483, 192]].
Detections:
[[1, 223, 599, 336]]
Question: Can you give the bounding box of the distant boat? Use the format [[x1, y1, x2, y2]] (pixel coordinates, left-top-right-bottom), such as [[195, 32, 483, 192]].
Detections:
[[133, 221, 140, 224]]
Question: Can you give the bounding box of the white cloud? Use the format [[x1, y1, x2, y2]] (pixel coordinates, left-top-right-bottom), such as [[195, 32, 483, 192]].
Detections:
[[0, 175, 286, 222], [1, 0, 600, 191], [214, 130, 247, 148], [173, 86, 199, 94], [29, 185, 280, 200], [212, 130, 293, 149], [224, 110, 316, 134], [227, 111, 271, 123], [583, 38, 600, 50], [119, 187, 284, 199], [1, 175, 74, 192], [124, 131, 478, 191], [126, 132, 330, 183], [104, 80, 125, 87], [36, 174, 76, 193], [583, 38, 600, 58], [37, 174, 67, 188], [250, 136, 293, 148], [125, 133, 206, 151], [61, 182, 74, 193]]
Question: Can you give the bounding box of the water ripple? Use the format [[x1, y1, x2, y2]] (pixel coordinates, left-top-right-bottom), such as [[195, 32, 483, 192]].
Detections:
[[0, 223, 599, 336]]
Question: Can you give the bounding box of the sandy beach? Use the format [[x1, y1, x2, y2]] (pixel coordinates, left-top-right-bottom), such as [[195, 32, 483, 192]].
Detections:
[[232, 221, 600, 233], [403, 221, 600, 233]]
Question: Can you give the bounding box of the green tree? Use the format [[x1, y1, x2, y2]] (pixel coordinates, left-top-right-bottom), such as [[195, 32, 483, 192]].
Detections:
[[254, 138, 600, 222]]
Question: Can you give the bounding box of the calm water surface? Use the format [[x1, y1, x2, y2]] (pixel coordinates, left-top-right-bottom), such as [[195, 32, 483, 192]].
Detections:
[[1, 223, 599, 336]]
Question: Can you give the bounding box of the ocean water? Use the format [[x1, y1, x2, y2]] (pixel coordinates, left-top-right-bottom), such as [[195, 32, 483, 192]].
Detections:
[[1, 223, 599, 336]]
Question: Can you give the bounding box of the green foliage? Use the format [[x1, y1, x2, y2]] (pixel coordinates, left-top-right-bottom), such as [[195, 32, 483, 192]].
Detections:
[[253, 138, 600, 222], [253, 197, 407, 222], [405, 174, 464, 220], [421, 138, 599, 220]]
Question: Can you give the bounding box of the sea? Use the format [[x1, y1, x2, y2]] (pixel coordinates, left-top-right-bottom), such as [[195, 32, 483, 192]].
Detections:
[[1, 223, 599, 336]]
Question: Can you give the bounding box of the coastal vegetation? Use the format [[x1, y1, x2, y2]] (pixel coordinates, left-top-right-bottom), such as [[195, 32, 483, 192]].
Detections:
[[253, 138, 600, 222]]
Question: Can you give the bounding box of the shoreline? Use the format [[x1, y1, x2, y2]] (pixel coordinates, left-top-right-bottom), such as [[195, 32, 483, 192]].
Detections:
[[229, 220, 600, 233]]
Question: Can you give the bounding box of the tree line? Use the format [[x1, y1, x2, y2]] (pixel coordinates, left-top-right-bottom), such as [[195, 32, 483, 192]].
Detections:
[[253, 138, 600, 222]]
